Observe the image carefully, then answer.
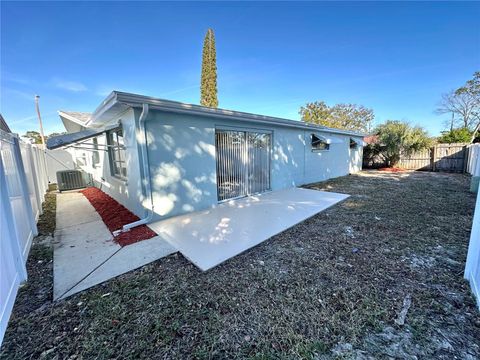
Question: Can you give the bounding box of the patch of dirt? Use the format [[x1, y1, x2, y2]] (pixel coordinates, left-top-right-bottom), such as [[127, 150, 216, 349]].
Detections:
[[1, 171, 479, 359], [378, 167, 408, 172]]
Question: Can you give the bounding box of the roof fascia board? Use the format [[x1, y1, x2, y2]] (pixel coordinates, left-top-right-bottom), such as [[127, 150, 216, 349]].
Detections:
[[91, 91, 365, 137]]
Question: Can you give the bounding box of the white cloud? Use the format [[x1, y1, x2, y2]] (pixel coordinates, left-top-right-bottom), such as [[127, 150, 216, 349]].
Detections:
[[3, 72, 30, 85], [2, 88, 35, 100], [53, 78, 87, 92]]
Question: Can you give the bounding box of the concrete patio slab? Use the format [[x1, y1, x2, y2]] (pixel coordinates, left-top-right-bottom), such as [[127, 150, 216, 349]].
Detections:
[[148, 187, 349, 271], [54, 192, 176, 300]]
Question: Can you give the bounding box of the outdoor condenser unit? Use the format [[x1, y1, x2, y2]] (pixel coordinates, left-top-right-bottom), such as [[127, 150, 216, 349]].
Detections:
[[56, 170, 91, 192]]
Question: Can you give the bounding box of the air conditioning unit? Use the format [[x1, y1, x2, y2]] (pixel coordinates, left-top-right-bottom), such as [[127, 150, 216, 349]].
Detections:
[[56, 170, 91, 192]]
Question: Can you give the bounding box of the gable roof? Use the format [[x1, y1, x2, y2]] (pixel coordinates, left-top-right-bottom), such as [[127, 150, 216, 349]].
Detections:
[[77, 91, 364, 137], [58, 111, 92, 133], [58, 111, 91, 124]]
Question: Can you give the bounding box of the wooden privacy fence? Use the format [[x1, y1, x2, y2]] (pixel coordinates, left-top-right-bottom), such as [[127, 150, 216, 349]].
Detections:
[[0, 129, 48, 344], [399, 143, 469, 172], [364, 143, 475, 173]]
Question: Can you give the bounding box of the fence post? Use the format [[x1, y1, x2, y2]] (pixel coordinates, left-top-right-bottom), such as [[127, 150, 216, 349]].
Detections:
[[463, 146, 469, 173], [431, 146, 436, 172], [12, 135, 38, 238], [471, 149, 480, 193], [26, 145, 43, 218]]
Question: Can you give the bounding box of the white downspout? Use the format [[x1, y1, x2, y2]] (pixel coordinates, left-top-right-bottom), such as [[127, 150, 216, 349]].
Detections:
[[113, 103, 153, 235]]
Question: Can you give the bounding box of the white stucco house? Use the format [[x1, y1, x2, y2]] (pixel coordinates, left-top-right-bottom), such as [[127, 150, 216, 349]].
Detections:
[[48, 91, 365, 229]]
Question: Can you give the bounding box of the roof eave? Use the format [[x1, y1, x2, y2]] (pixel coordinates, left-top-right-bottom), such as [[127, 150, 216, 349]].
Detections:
[[89, 91, 366, 138]]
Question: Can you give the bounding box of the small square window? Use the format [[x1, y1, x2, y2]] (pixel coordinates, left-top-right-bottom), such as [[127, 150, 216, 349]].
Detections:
[[311, 134, 329, 151], [76, 151, 87, 167], [350, 138, 358, 149]]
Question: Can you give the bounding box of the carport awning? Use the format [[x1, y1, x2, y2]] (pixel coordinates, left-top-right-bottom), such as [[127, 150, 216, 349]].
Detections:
[[47, 126, 113, 150]]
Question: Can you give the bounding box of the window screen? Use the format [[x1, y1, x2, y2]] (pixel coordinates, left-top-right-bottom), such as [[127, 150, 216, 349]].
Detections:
[[92, 137, 100, 167], [311, 134, 330, 151], [107, 128, 127, 179]]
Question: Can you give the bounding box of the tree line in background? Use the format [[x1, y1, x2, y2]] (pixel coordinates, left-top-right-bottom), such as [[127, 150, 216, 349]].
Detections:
[[299, 100, 432, 168], [299, 71, 478, 167], [299, 101, 374, 133], [22, 130, 66, 144]]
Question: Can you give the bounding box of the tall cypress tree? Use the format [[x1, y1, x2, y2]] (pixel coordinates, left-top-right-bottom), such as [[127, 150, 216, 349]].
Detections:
[[200, 29, 218, 108]]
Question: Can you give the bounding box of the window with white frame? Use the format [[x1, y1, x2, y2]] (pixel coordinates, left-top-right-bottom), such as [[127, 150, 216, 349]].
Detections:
[[107, 127, 127, 179], [311, 134, 330, 151], [92, 137, 100, 167], [75, 150, 87, 167]]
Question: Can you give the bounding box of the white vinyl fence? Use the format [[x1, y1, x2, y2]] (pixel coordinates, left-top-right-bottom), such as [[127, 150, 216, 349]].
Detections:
[[0, 129, 48, 344], [45, 148, 75, 184], [466, 144, 480, 175], [465, 143, 480, 309]]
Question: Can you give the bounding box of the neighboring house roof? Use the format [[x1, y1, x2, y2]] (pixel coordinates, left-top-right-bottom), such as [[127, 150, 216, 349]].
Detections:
[[0, 114, 12, 133], [58, 111, 92, 133], [85, 91, 365, 137], [363, 135, 378, 144], [58, 111, 91, 124]]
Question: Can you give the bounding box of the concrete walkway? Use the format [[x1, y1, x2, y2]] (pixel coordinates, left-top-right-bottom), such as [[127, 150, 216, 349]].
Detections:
[[53, 192, 176, 300], [148, 187, 349, 271]]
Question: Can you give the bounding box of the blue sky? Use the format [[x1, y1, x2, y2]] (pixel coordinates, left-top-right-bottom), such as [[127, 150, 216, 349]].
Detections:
[[1, 1, 479, 136]]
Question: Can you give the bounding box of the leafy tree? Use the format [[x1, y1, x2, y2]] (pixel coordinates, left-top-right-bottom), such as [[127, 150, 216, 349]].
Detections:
[[23, 130, 43, 144], [200, 28, 218, 108], [372, 120, 432, 167], [456, 71, 480, 139], [437, 127, 472, 144], [23, 130, 66, 144], [299, 101, 374, 132]]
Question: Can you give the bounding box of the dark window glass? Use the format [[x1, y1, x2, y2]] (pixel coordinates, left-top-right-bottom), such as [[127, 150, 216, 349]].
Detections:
[[311, 134, 329, 151], [350, 138, 358, 149], [92, 137, 100, 166]]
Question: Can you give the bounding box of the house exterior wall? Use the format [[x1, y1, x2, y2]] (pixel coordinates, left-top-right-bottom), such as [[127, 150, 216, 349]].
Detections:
[[69, 108, 363, 222], [145, 110, 364, 221], [69, 108, 145, 217]]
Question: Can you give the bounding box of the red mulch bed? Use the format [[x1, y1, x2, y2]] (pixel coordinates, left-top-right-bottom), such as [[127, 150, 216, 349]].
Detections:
[[80, 187, 157, 246], [378, 167, 407, 173]]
